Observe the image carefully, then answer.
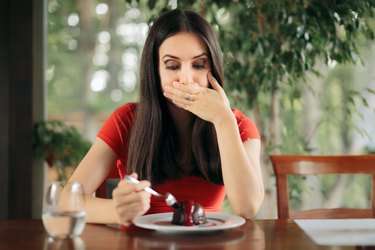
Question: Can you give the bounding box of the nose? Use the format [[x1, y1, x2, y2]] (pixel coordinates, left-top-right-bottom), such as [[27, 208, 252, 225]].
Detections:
[[180, 65, 194, 84]]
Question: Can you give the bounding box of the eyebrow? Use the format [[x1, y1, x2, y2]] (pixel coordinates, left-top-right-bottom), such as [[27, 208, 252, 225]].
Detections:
[[162, 52, 208, 60]]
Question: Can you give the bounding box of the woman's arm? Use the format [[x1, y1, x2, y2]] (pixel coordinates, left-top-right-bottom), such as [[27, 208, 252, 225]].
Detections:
[[67, 138, 119, 224], [206, 72, 264, 218], [213, 113, 264, 219], [67, 137, 151, 225], [164, 72, 264, 218]]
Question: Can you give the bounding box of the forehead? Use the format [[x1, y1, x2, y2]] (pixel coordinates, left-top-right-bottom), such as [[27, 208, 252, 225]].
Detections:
[[159, 32, 207, 59]]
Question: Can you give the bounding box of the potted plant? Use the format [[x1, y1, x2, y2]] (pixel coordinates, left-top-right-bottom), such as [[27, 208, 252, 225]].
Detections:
[[32, 120, 91, 182]]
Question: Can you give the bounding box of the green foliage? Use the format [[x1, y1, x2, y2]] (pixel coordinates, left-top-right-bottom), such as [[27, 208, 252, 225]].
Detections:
[[32, 120, 91, 167], [158, 0, 375, 155], [47, 0, 141, 116], [190, 0, 375, 108], [47, 0, 84, 112], [288, 175, 307, 209], [290, 174, 371, 210], [47, 0, 375, 213], [48, 1, 375, 115]]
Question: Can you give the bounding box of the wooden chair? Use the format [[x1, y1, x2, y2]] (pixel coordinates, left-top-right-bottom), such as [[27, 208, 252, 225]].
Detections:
[[270, 155, 375, 219], [96, 163, 120, 198]]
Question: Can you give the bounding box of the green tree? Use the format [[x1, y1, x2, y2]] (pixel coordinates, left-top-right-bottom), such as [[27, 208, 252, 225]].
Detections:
[[47, 0, 146, 138], [173, 0, 375, 214], [48, 0, 375, 217], [142, 0, 375, 216]]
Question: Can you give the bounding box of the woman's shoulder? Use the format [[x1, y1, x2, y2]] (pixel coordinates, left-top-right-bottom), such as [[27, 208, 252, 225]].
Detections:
[[231, 107, 252, 122], [110, 102, 137, 121], [97, 103, 137, 157], [102, 102, 138, 131], [113, 102, 137, 115], [231, 107, 260, 140]]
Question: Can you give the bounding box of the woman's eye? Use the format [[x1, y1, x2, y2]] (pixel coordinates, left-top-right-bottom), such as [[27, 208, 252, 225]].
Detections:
[[166, 64, 179, 70], [193, 59, 208, 69], [164, 62, 180, 70], [193, 63, 206, 69]]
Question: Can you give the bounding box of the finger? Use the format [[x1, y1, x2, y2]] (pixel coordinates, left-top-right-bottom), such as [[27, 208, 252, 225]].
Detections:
[[117, 172, 138, 189], [117, 202, 149, 222], [117, 179, 151, 193], [113, 192, 151, 219], [119, 172, 149, 189], [114, 190, 151, 207], [129, 172, 138, 179], [164, 85, 186, 98], [115, 195, 151, 224], [207, 72, 223, 93], [164, 87, 192, 104], [172, 81, 202, 94]]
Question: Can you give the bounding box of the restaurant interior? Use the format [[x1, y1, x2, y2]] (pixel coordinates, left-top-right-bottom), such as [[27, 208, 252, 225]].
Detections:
[[1, 0, 375, 249]]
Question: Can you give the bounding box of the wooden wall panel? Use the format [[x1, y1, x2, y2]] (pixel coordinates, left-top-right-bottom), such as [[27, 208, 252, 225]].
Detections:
[[0, 0, 10, 219], [0, 0, 36, 219]]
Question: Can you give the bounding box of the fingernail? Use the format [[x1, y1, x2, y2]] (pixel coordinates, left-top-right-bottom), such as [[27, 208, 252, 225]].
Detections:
[[173, 82, 178, 86]]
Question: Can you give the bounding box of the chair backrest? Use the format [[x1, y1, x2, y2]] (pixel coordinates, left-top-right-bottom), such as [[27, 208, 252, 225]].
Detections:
[[96, 163, 120, 198], [270, 155, 375, 219]]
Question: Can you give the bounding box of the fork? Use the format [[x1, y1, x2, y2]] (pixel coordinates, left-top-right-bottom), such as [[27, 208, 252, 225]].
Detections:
[[124, 175, 179, 209]]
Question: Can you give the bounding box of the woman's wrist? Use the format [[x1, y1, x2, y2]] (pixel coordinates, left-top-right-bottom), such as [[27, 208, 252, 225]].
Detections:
[[213, 108, 236, 130]]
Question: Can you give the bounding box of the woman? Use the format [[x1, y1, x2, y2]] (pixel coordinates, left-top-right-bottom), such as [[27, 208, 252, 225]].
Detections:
[[68, 9, 264, 226]]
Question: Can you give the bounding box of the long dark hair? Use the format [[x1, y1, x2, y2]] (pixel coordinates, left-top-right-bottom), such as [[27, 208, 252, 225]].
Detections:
[[127, 9, 224, 185]]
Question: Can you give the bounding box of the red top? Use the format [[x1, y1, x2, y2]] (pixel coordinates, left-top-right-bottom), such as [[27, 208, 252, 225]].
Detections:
[[97, 103, 260, 214]]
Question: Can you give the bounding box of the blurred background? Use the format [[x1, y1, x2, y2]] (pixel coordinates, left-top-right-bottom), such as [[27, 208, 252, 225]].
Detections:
[[46, 0, 375, 218], [1, 0, 375, 219]]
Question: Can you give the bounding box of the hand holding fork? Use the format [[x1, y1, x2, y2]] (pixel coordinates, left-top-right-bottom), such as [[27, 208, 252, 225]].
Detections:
[[124, 175, 179, 209]]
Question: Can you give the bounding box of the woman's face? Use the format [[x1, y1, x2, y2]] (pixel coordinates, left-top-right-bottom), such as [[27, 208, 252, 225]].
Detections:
[[158, 32, 211, 93]]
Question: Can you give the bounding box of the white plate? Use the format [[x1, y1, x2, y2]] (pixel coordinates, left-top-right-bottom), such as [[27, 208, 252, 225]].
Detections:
[[133, 212, 246, 232]]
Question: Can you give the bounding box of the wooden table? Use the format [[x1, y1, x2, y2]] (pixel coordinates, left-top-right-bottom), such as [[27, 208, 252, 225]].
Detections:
[[0, 219, 372, 249]]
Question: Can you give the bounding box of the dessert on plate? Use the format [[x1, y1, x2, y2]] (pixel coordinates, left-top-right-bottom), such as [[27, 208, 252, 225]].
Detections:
[[171, 200, 207, 226]]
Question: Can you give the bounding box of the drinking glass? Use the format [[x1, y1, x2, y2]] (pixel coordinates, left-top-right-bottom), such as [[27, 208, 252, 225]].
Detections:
[[44, 236, 85, 250], [42, 181, 87, 239]]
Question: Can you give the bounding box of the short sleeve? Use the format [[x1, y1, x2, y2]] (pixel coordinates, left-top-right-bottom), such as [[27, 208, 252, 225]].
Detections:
[[97, 103, 136, 157], [232, 108, 260, 142]]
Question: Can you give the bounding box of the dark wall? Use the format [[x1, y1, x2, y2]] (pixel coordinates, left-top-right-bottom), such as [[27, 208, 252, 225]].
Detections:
[[0, 0, 36, 219], [0, 0, 10, 219]]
